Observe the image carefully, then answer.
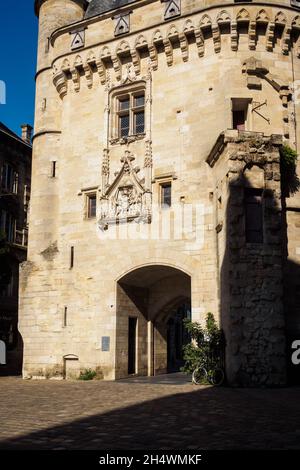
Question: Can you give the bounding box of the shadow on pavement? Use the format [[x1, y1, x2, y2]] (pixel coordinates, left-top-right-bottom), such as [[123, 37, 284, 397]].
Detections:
[[0, 382, 300, 450], [118, 372, 192, 385]]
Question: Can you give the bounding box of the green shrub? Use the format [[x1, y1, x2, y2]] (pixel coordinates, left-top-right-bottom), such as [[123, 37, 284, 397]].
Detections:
[[280, 145, 300, 196], [280, 145, 298, 167], [182, 313, 224, 376], [78, 369, 97, 381]]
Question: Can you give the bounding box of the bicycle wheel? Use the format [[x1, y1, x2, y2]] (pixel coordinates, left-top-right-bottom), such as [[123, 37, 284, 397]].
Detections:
[[207, 368, 224, 386], [192, 367, 207, 385]]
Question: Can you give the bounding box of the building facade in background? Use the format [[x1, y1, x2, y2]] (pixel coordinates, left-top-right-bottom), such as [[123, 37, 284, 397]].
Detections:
[[21, 0, 300, 385], [0, 123, 31, 374]]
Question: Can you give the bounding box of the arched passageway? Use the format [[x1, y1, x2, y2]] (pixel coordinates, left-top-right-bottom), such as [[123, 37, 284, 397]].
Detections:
[[116, 265, 191, 379]]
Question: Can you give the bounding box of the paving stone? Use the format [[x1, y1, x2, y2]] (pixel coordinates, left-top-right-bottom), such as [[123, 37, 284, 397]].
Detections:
[[0, 375, 299, 449]]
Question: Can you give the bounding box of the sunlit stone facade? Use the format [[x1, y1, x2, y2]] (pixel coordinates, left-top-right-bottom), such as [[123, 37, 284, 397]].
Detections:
[[20, 0, 300, 385]]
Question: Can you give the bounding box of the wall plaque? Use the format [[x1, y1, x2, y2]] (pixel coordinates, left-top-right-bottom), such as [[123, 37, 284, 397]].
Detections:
[[102, 336, 110, 352]]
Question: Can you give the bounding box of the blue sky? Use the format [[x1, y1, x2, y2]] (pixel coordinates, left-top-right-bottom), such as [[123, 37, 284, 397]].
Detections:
[[0, 1, 38, 136]]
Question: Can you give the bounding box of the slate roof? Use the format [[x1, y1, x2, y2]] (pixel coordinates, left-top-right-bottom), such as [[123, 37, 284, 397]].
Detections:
[[85, 0, 138, 18], [0, 122, 31, 148]]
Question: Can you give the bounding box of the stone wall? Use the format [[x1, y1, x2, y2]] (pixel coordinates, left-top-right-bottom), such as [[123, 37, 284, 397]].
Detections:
[[208, 131, 287, 386]]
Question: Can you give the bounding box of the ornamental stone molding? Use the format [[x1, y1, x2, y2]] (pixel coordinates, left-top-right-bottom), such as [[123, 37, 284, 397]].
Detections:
[[52, 6, 300, 99], [99, 151, 152, 231]]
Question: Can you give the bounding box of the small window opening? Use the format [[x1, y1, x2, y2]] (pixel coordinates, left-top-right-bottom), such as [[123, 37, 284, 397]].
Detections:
[[70, 246, 74, 269], [245, 188, 264, 244], [51, 161, 56, 178], [87, 194, 97, 219], [232, 98, 251, 131], [160, 182, 172, 208], [63, 307, 68, 327]]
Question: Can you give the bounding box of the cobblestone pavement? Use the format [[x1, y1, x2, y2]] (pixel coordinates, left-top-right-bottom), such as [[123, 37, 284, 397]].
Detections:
[[0, 374, 300, 450]]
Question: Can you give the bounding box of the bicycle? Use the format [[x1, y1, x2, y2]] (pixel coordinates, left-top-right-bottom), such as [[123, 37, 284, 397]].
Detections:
[[192, 361, 225, 386]]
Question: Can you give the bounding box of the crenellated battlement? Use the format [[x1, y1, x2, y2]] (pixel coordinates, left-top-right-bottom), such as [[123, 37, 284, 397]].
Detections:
[[51, 5, 300, 98]]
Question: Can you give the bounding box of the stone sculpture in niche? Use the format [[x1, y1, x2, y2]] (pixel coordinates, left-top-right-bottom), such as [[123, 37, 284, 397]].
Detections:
[[99, 151, 152, 230]]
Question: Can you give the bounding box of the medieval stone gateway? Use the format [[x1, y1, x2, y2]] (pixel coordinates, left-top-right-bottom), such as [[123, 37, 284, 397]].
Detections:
[[20, 0, 300, 386]]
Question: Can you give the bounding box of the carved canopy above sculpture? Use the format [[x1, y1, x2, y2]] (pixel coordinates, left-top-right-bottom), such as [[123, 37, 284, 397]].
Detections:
[[99, 151, 152, 230]]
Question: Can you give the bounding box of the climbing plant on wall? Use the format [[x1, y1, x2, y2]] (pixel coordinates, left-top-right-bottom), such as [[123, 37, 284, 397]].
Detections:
[[280, 145, 300, 197]]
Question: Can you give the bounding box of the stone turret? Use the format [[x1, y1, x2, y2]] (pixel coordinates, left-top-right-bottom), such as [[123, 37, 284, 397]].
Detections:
[[35, 0, 87, 70], [29, 1, 88, 264]]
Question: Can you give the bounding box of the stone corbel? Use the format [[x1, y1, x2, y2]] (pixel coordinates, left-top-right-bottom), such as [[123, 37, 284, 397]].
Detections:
[[179, 33, 189, 62], [248, 21, 256, 51], [194, 27, 205, 57], [163, 38, 173, 66], [130, 48, 141, 75], [53, 70, 68, 100], [83, 63, 93, 89], [95, 59, 107, 85], [279, 88, 291, 107], [111, 55, 122, 81], [148, 43, 158, 70], [71, 67, 80, 92], [212, 23, 221, 53], [282, 25, 291, 55], [231, 21, 238, 52], [266, 22, 275, 52]]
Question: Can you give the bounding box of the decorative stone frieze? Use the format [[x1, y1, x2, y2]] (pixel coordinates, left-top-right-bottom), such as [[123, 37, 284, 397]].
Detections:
[[99, 151, 152, 230], [53, 7, 300, 98]]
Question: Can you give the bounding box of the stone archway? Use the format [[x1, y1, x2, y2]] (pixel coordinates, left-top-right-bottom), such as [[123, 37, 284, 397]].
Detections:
[[116, 265, 191, 379]]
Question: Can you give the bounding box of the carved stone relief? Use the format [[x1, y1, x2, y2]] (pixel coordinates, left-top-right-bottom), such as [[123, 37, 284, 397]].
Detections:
[[70, 30, 85, 50], [164, 0, 181, 21], [99, 151, 152, 230], [114, 14, 130, 36]]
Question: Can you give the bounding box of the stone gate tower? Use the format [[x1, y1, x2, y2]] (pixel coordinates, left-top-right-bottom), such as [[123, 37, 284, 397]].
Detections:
[[20, 0, 300, 385]]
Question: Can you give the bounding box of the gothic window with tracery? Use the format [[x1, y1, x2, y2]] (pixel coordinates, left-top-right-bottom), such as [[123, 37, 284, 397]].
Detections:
[[112, 86, 145, 140]]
